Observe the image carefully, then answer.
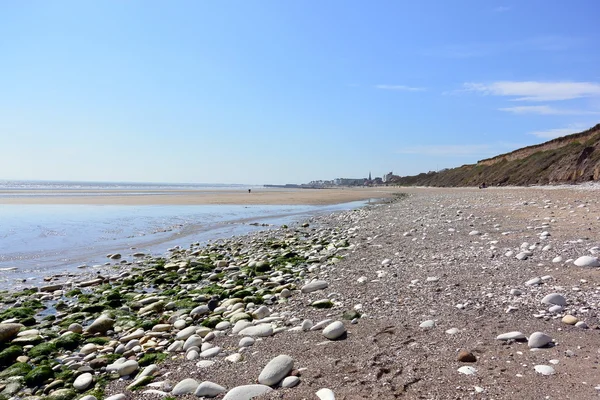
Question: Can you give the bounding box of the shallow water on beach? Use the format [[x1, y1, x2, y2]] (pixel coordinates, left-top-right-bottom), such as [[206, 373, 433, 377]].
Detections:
[[0, 201, 370, 288]]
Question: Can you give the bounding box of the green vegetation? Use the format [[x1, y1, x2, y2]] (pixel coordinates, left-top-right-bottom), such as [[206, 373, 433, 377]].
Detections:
[[138, 352, 167, 366], [0, 362, 32, 378], [0, 306, 36, 321], [393, 127, 600, 187], [24, 365, 54, 387], [55, 333, 82, 350], [28, 342, 57, 358], [85, 337, 109, 345], [0, 345, 22, 367]]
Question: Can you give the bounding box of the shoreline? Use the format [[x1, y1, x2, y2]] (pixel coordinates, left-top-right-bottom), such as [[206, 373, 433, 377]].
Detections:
[[0, 187, 400, 206], [0, 199, 381, 290]]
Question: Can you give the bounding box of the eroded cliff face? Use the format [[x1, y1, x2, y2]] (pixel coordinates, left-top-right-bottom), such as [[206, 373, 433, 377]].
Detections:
[[395, 123, 600, 187]]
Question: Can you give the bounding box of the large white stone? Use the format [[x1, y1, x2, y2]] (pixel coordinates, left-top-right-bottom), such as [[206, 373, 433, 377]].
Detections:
[[239, 337, 255, 347], [183, 335, 203, 351], [172, 378, 199, 395], [280, 376, 300, 388], [73, 372, 93, 391], [528, 332, 552, 348], [79, 343, 97, 355], [541, 293, 566, 306], [316, 388, 336, 400], [574, 256, 600, 268], [232, 320, 253, 334], [238, 324, 273, 337], [191, 305, 210, 316], [194, 381, 226, 397], [86, 315, 114, 334], [117, 360, 139, 376], [258, 355, 294, 386], [223, 384, 273, 399], [496, 331, 526, 341], [176, 326, 197, 340], [419, 320, 435, 329], [534, 365, 555, 375], [322, 321, 346, 340], [200, 347, 221, 358], [301, 280, 328, 293], [252, 306, 270, 320]]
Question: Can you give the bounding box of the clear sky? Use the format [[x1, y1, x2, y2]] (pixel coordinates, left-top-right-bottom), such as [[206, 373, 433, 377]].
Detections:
[[1, 1, 599, 184]]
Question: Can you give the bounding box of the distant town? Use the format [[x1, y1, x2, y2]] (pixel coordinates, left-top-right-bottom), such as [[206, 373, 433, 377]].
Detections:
[[264, 171, 402, 188]]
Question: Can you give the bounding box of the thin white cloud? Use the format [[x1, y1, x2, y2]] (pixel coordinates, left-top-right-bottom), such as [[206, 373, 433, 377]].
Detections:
[[529, 123, 592, 139], [499, 105, 600, 115], [463, 81, 600, 101], [376, 85, 426, 92], [493, 6, 511, 12]]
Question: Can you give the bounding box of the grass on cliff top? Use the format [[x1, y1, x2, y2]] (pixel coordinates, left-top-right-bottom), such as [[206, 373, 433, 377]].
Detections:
[[395, 138, 599, 187]]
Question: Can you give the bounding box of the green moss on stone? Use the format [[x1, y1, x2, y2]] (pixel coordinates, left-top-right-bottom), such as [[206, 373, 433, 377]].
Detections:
[[0, 307, 35, 321], [0, 346, 23, 367], [24, 365, 54, 387], [138, 352, 167, 367], [0, 362, 32, 378], [201, 316, 222, 328], [55, 333, 82, 351], [28, 342, 57, 358], [85, 337, 109, 345]]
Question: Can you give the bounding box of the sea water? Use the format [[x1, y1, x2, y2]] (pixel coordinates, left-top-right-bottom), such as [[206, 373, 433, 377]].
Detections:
[[0, 201, 368, 288]]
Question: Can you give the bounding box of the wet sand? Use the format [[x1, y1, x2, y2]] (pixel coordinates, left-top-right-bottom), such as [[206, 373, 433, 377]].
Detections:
[[0, 187, 400, 205]]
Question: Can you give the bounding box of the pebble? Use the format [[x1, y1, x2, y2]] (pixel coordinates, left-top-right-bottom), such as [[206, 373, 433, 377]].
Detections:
[[301, 280, 329, 293], [176, 326, 197, 340], [575, 321, 589, 329], [200, 347, 221, 358], [194, 381, 226, 397], [258, 354, 294, 386], [541, 293, 567, 306], [322, 321, 346, 340], [574, 256, 600, 268], [496, 331, 526, 341], [222, 384, 273, 400], [172, 378, 199, 395], [105, 395, 126, 400], [528, 332, 552, 348], [419, 320, 435, 329], [239, 337, 255, 347], [562, 315, 578, 325], [525, 277, 542, 286], [238, 324, 274, 337], [316, 388, 336, 400], [457, 350, 476, 362], [73, 372, 93, 391], [116, 360, 139, 376], [457, 366, 477, 375], [534, 365, 555, 375], [196, 360, 215, 368], [281, 376, 300, 388]]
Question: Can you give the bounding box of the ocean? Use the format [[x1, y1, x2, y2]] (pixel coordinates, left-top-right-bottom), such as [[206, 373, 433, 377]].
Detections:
[[0, 181, 368, 288]]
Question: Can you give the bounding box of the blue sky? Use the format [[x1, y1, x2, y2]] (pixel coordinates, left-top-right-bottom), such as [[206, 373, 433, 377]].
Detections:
[[1, 1, 599, 184]]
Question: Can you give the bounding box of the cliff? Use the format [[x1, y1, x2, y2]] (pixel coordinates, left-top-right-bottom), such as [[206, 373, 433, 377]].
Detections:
[[394, 123, 600, 187]]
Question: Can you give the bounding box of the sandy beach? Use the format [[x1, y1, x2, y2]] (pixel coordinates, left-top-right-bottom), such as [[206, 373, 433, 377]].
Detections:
[[0, 187, 400, 206], [4, 186, 600, 399]]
